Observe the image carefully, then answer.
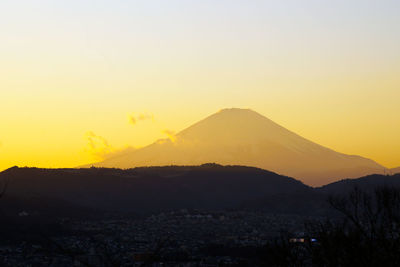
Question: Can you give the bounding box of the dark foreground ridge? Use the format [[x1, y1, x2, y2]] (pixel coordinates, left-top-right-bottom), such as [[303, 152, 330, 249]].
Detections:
[[1, 164, 399, 218], [0, 164, 322, 218], [318, 173, 400, 194]]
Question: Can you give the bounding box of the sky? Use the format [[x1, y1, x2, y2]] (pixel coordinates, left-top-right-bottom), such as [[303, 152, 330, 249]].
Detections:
[[1, 0, 400, 171]]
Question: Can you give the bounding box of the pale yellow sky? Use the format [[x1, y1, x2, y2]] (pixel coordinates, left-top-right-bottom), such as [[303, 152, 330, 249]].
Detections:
[[1, 0, 399, 171]]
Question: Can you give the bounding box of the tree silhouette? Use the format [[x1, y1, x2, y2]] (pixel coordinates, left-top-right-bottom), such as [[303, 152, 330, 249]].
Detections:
[[306, 186, 400, 266]]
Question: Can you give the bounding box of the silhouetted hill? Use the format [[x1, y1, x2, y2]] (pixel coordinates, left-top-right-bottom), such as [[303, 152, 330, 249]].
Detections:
[[0, 164, 314, 217], [391, 167, 400, 174], [84, 108, 385, 186], [318, 173, 400, 194]]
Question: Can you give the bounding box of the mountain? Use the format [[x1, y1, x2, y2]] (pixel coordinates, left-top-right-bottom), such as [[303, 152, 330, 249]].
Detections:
[[86, 108, 385, 186], [0, 165, 313, 217], [318, 173, 400, 195]]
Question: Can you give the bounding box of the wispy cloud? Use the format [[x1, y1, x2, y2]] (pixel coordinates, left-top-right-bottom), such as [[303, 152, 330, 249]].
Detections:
[[128, 112, 154, 126], [162, 129, 177, 143], [128, 116, 137, 125], [84, 131, 136, 160]]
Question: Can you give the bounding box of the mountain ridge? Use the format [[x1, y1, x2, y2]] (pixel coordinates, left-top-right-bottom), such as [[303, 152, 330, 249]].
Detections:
[[2, 165, 398, 218], [0, 164, 316, 216], [317, 173, 400, 194], [391, 167, 400, 174]]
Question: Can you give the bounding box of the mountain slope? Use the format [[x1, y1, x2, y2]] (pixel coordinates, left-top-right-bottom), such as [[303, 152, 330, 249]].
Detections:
[[87, 108, 385, 186]]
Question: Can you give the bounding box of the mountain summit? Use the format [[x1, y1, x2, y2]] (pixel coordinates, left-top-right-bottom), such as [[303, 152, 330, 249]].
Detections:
[[87, 108, 384, 186]]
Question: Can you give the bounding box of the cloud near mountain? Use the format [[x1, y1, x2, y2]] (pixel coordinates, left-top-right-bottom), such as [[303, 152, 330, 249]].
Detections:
[[162, 129, 177, 142], [85, 108, 386, 186], [84, 131, 136, 160]]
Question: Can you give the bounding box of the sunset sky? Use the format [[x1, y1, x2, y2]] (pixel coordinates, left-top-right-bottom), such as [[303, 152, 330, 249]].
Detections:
[[1, 0, 400, 171]]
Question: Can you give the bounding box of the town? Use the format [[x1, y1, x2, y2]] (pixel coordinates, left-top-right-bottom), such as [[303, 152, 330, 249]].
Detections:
[[0, 210, 320, 266]]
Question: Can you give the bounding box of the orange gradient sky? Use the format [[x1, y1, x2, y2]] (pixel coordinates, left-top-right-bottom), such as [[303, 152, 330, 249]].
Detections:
[[1, 0, 400, 171]]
